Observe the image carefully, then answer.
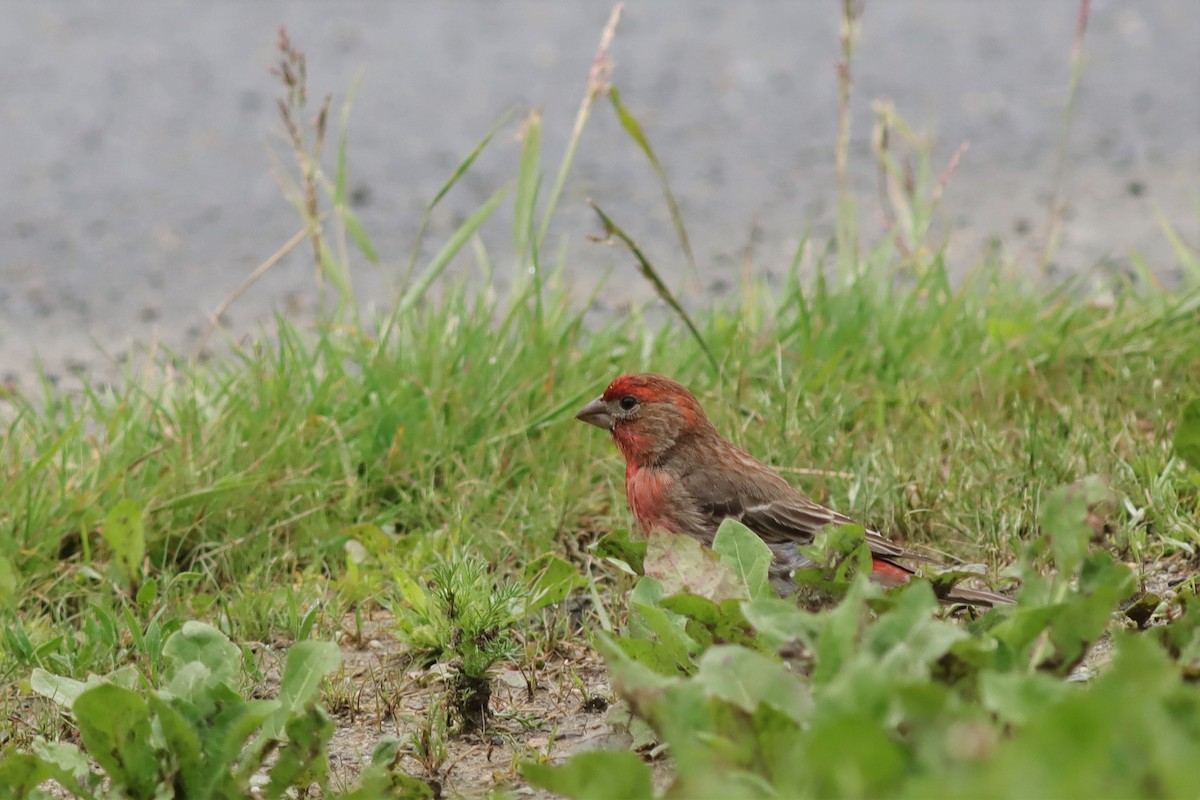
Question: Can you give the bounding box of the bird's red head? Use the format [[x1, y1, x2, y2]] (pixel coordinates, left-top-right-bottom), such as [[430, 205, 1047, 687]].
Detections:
[[575, 373, 711, 465]]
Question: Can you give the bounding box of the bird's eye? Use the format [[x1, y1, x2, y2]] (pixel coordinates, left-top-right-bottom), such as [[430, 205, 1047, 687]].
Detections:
[[618, 395, 638, 411]]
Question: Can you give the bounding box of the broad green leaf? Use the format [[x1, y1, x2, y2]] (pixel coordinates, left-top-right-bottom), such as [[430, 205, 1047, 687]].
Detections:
[[147, 695, 205, 797], [29, 669, 87, 709], [933, 634, 1200, 799], [74, 684, 161, 799], [979, 670, 1069, 726], [135, 578, 158, 612], [742, 595, 822, 651], [671, 766, 780, 800], [1173, 399, 1200, 470], [659, 593, 753, 649], [523, 553, 586, 614], [644, 532, 744, 601], [201, 695, 279, 797], [867, 582, 967, 675], [267, 640, 341, 739], [800, 712, 907, 798], [989, 604, 1065, 670], [591, 528, 647, 575], [1043, 554, 1135, 674], [344, 736, 436, 799], [393, 568, 431, 620], [30, 740, 93, 797], [1077, 551, 1137, 600], [0, 753, 51, 799], [102, 499, 145, 587], [594, 633, 675, 715], [367, 735, 404, 768], [626, 582, 698, 676], [30, 665, 140, 711], [712, 518, 773, 600], [693, 645, 812, 723], [523, 751, 653, 800], [1038, 476, 1111, 578], [163, 621, 242, 693], [626, 576, 667, 640], [265, 706, 335, 799], [165, 662, 217, 712], [811, 578, 875, 685]]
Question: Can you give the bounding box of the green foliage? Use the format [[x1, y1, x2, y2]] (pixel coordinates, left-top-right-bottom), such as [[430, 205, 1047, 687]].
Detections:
[[101, 499, 146, 591], [343, 737, 437, 799], [524, 751, 654, 800], [1174, 398, 1200, 475], [396, 556, 524, 680], [529, 515, 1200, 799], [394, 555, 537, 729], [6, 622, 342, 799], [524, 552, 589, 614], [593, 529, 648, 576]]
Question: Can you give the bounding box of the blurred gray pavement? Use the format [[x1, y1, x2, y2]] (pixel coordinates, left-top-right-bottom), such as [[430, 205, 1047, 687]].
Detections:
[[2, 1, 1198, 390]]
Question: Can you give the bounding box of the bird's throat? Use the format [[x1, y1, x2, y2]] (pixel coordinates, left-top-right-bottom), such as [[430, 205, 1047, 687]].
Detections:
[[611, 425, 652, 466]]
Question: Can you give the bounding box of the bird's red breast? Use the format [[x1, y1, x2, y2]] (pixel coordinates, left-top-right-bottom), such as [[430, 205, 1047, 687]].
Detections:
[[625, 464, 678, 536]]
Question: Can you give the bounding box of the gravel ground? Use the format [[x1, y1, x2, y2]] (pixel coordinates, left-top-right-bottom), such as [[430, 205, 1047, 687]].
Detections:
[[2, 1, 1197, 391]]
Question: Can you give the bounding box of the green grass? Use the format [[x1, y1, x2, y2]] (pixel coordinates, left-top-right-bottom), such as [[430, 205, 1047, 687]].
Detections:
[[5, 259, 1196, 614], [2, 15, 1200, 799], [3, 217, 1196, 690]]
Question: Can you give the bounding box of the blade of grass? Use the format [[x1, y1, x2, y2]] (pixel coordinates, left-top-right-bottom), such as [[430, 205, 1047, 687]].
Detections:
[[589, 200, 718, 376], [332, 70, 364, 210], [196, 228, 308, 357], [514, 110, 543, 264], [835, 0, 863, 281], [535, 3, 622, 250], [395, 183, 512, 317], [1039, 0, 1092, 274], [608, 87, 698, 283], [401, 108, 516, 290], [332, 70, 379, 267], [1154, 205, 1200, 281]]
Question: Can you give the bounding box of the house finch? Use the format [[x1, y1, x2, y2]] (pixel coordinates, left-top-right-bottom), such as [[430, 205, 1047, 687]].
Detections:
[[577, 373, 1012, 607]]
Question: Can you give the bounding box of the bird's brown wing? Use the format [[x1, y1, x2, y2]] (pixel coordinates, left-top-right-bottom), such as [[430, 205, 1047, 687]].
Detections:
[[677, 438, 932, 562], [693, 486, 934, 564]]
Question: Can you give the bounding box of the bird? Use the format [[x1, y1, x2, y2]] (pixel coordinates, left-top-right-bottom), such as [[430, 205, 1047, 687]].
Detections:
[[576, 373, 1013, 607]]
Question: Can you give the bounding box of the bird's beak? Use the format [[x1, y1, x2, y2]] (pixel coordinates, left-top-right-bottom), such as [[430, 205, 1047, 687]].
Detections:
[[575, 395, 613, 429]]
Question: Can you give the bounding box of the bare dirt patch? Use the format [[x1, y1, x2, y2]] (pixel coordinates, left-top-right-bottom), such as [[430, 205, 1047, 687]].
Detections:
[[316, 611, 630, 798]]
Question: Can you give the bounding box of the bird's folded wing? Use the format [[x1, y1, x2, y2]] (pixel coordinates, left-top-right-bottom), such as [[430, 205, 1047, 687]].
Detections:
[[701, 495, 930, 562]]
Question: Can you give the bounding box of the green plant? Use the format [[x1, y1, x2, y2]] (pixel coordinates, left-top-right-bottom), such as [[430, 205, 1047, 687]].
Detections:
[[341, 736, 437, 800], [395, 557, 525, 731], [525, 480, 1200, 798], [1, 622, 341, 799]]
